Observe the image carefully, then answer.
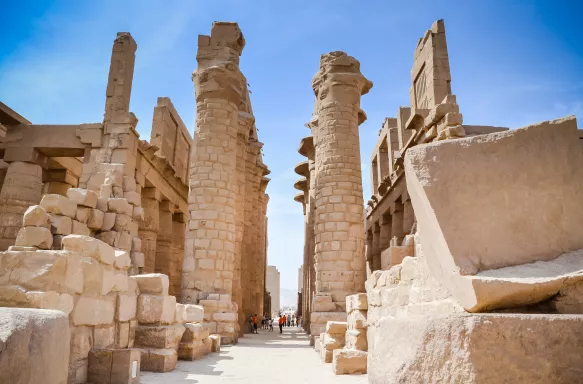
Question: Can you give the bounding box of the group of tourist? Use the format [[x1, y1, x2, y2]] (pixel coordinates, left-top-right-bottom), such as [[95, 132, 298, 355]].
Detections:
[[277, 314, 302, 333], [248, 313, 275, 334], [248, 313, 304, 334]]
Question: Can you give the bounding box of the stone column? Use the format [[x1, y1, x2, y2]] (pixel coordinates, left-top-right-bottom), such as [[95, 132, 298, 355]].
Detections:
[[234, 112, 252, 335], [0, 159, 44, 250], [403, 199, 415, 236], [391, 201, 405, 246], [310, 51, 372, 336], [365, 229, 374, 276], [170, 213, 186, 299], [139, 187, 160, 273], [154, 200, 173, 282], [183, 22, 246, 344], [379, 213, 392, 266], [257, 177, 269, 317], [372, 222, 381, 272]]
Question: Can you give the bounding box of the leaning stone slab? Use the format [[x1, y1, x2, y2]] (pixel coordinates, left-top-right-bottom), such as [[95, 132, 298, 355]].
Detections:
[[405, 116, 583, 311], [369, 313, 583, 383], [62, 235, 115, 265], [40, 194, 77, 218], [0, 308, 70, 384]]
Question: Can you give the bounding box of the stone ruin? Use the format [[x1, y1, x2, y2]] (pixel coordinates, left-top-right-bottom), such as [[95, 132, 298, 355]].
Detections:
[[0, 22, 270, 384], [296, 19, 583, 380]]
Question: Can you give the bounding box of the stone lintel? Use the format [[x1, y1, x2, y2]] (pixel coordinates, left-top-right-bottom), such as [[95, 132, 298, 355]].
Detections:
[[3, 147, 50, 169], [1, 124, 90, 156]]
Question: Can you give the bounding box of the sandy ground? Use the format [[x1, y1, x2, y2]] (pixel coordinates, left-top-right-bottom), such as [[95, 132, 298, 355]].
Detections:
[[141, 326, 368, 384]]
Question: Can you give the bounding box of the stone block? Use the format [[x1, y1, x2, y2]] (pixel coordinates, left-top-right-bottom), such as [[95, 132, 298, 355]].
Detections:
[[115, 231, 133, 251], [175, 303, 186, 324], [140, 348, 177, 373], [87, 348, 140, 384], [15, 226, 53, 249], [333, 349, 367, 375], [101, 212, 116, 231], [130, 252, 144, 268], [114, 249, 131, 270], [134, 324, 185, 349], [136, 294, 176, 325], [87, 209, 105, 230], [70, 325, 92, 363], [311, 312, 346, 326], [347, 310, 367, 330], [326, 321, 347, 335], [182, 322, 209, 342], [0, 308, 70, 384], [117, 293, 137, 322], [67, 188, 98, 208], [25, 290, 60, 310], [346, 293, 368, 312], [62, 235, 115, 265], [131, 237, 141, 252], [313, 301, 336, 312], [405, 116, 583, 311], [178, 341, 207, 361], [124, 191, 141, 206], [132, 274, 169, 295], [116, 322, 130, 348], [209, 334, 221, 352], [49, 213, 72, 235], [40, 194, 77, 218], [322, 332, 345, 352], [22, 205, 50, 228], [94, 324, 116, 348], [108, 198, 133, 216], [123, 176, 136, 192], [369, 313, 583, 384], [72, 220, 91, 236], [113, 214, 133, 232], [73, 296, 115, 326], [76, 206, 91, 224], [345, 329, 367, 351]]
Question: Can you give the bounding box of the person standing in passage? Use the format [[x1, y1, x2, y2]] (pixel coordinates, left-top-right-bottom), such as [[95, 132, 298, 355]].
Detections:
[[282, 314, 287, 327], [269, 316, 274, 332], [278, 315, 284, 334], [249, 315, 254, 334], [253, 314, 258, 334], [297, 316, 302, 328]]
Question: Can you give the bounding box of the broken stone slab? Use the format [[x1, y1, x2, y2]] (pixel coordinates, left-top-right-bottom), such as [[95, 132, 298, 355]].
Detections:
[[40, 194, 77, 218], [22, 205, 50, 228], [333, 349, 367, 375], [62, 235, 115, 265], [0, 308, 70, 384], [67, 188, 98, 208], [72, 219, 90, 236], [405, 116, 583, 311], [87, 348, 140, 384], [116, 293, 137, 322], [182, 322, 209, 342], [14, 226, 53, 249], [369, 313, 583, 383], [140, 348, 177, 373], [87, 208, 105, 230], [134, 324, 185, 349], [347, 310, 367, 330], [131, 274, 169, 296], [136, 294, 176, 325], [76, 206, 91, 224]]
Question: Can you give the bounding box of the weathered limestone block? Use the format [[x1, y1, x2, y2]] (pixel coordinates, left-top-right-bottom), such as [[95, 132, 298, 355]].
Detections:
[[136, 295, 176, 325], [67, 188, 98, 208], [346, 293, 367, 312], [183, 305, 203, 323], [76, 206, 91, 224], [326, 321, 347, 335], [49, 213, 72, 235], [108, 198, 133, 216], [131, 274, 169, 295], [87, 348, 140, 384], [114, 249, 131, 270], [72, 220, 91, 236], [40, 194, 77, 218], [347, 310, 367, 330], [73, 296, 115, 326], [405, 116, 583, 311], [140, 348, 177, 373], [369, 313, 583, 383], [22, 205, 50, 228], [345, 329, 367, 351], [209, 334, 221, 352], [116, 293, 137, 322], [62, 235, 115, 265], [130, 252, 145, 268], [178, 341, 207, 361], [24, 290, 60, 310], [94, 324, 116, 348], [0, 308, 70, 384], [101, 212, 116, 231], [14, 226, 53, 249], [87, 209, 105, 230], [333, 349, 367, 375], [134, 324, 185, 349], [182, 322, 209, 342]]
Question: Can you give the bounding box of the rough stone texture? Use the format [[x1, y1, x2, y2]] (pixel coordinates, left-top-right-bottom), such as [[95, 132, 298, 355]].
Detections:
[[369, 313, 583, 384], [0, 308, 70, 384], [40, 194, 77, 219], [140, 348, 177, 373], [134, 324, 185, 349], [405, 116, 583, 311], [333, 349, 367, 375], [22, 205, 50, 228], [87, 348, 140, 384], [131, 274, 169, 296], [136, 295, 176, 325], [14, 226, 53, 249]]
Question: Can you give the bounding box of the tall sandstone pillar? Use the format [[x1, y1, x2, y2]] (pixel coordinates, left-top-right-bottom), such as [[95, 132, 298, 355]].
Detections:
[[309, 52, 372, 337], [183, 22, 245, 344], [139, 188, 159, 273]]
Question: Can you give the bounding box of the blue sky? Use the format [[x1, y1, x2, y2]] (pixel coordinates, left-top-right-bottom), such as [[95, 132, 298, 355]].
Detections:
[[1, 0, 582, 291]]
